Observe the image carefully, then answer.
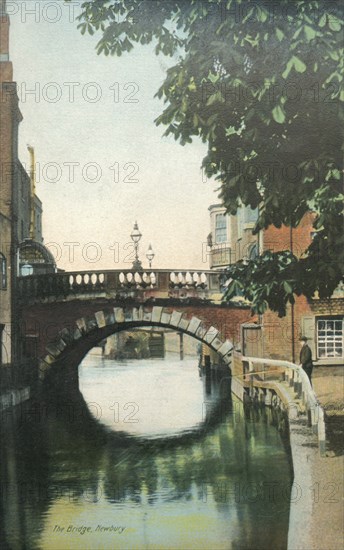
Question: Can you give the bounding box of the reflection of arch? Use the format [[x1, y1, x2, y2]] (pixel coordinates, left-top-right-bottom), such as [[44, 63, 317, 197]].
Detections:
[[39, 306, 234, 380]]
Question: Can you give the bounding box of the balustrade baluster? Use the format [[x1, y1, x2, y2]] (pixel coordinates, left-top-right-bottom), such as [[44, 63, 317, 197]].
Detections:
[[192, 272, 199, 288], [126, 272, 134, 289], [134, 272, 142, 288], [74, 274, 82, 293], [169, 272, 176, 288], [91, 273, 99, 291], [119, 272, 125, 288], [99, 273, 105, 289], [141, 272, 149, 289], [18, 268, 219, 303], [83, 274, 90, 290], [150, 272, 156, 287], [69, 275, 75, 293], [200, 272, 206, 288], [185, 271, 192, 288], [177, 272, 185, 289]]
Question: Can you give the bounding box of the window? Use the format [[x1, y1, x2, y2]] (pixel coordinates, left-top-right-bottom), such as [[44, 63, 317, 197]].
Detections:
[[20, 264, 33, 277], [237, 206, 259, 238], [215, 213, 227, 243], [317, 318, 343, 359], [243, 206, 259, 224], [0, 254, 7, 290]]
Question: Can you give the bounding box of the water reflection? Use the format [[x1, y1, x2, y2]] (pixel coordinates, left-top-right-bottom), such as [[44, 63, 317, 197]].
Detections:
[[78, 354, 233, 439], [0, 354, 292, 550]]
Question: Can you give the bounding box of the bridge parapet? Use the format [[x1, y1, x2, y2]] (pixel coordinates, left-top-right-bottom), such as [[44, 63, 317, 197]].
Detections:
[[18, 269, 224, 304]]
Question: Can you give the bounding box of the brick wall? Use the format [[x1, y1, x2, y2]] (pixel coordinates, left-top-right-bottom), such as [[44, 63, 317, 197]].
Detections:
[[20, 299, 254, 360], [310, 298, 344, 316], [262, 296, 313, 362], [262, 214, 343, 364], [263, 212, 314, 258]]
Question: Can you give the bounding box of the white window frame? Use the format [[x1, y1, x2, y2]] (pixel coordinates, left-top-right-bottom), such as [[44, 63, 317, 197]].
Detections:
[[214, 213, 227, 244], [316, 317, 343, 360]]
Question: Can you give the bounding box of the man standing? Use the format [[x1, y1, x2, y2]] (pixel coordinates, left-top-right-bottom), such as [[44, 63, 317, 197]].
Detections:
[[299, 337, 313, 384]]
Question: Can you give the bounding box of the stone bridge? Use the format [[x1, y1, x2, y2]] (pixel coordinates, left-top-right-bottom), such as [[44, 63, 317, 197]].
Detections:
[[17, 269, 254, 386]]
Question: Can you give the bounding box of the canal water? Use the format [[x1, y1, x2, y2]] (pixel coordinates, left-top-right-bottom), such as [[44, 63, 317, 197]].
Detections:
[[1, 353, 293, 550]]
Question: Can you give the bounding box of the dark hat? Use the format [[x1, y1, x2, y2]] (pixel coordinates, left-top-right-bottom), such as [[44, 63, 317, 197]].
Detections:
[[299, 336, 308, 342]]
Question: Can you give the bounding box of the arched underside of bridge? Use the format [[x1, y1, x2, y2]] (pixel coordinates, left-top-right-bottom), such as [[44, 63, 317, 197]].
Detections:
[[39, 305, 234, 384]]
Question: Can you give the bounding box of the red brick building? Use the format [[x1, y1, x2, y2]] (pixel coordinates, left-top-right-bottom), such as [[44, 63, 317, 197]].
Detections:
[[262, 216, 344, 366], [208, 205, 344, 367]]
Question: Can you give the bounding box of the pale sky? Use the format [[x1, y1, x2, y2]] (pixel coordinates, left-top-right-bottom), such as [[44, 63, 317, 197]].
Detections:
[[9, 0, 219, 271]]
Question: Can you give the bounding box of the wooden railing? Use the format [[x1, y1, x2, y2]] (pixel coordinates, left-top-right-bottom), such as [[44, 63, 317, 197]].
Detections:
[[17, 269, 224, 302]]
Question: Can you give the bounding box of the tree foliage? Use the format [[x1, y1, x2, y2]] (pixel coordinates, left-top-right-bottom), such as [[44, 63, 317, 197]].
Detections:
[[70, 0, 344, 316]]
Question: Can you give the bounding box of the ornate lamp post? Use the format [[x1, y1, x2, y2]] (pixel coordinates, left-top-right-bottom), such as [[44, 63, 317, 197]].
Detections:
[[130, 221, 142, 270], [146, 243, 155, 269]]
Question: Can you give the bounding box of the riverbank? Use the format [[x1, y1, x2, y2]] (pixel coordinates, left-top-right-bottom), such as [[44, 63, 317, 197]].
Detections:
[[313, 366, 344, 456], [287, 412, 343, 550], [232, 364, 344, 550], [299, 366, 344, 550]]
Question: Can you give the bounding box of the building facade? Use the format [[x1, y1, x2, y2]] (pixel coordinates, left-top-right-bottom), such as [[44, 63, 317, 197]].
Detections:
[[0, 0, 46, 366], [261, 218, 344, 366], [208, 203, 259, 269], [15, 160, 43, 244], [208, 205, 344, 367], [0, 0, 20, 364]]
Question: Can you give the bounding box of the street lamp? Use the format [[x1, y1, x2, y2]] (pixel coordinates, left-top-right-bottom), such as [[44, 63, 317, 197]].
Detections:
[[146, 243, 155, 269], [130, 221, 142, 270]]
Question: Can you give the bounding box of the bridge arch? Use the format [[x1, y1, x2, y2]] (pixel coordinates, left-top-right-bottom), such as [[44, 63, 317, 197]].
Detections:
[[39, 305, 234, 381]]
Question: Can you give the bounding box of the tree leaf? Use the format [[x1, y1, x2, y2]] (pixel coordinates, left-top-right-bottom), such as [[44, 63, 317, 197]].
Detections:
[[283, 281, 293, 294], [304, 25, 316, 41], [282, 58, 293, 79], [275, 28, 284, 41], [329, 16, 342, 31], [75, 0, 344, 316], [206, 91, 224, 106], [272, 105, 286, 123], [292, 55, 306, 73]]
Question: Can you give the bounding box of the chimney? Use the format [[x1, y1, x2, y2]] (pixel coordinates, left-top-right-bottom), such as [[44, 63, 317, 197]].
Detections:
[[0, 0, 13, 82]]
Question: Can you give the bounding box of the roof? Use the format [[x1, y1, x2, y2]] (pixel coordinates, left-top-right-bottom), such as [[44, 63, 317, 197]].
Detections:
[[208, 203, 226, 212], [19, 239, 56, 266]]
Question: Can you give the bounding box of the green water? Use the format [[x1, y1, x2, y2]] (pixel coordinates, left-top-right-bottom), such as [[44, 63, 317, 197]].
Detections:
[[0, 354, 293, 549]]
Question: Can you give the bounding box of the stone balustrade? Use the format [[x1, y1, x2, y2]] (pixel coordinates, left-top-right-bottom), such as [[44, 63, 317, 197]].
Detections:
[[17, 269, 224, 303]]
